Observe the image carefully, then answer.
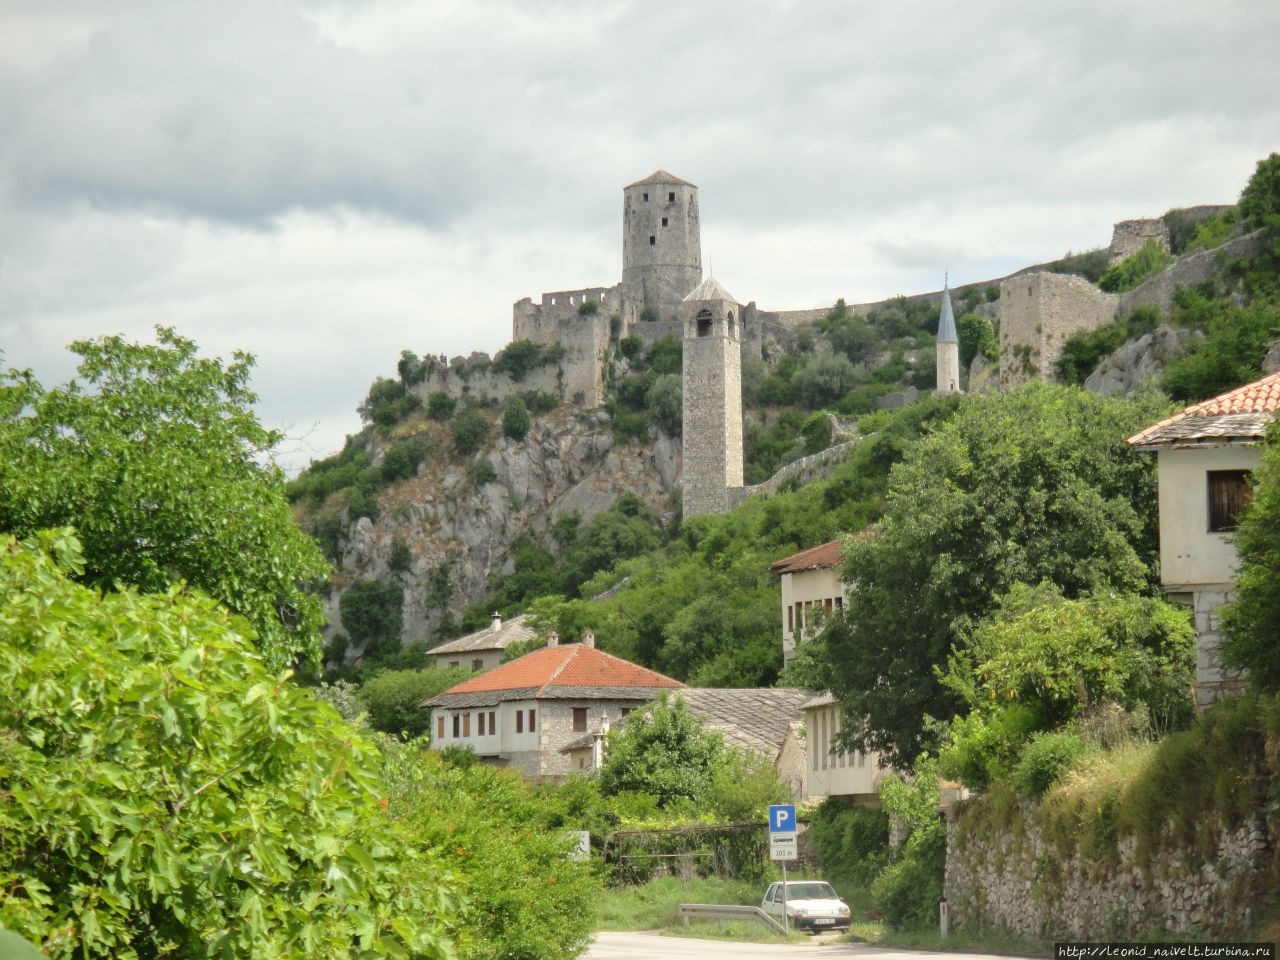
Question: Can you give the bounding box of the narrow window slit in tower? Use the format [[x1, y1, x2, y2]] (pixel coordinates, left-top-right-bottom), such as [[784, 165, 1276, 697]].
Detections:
[[649, 236, 655, 246], [668, 192, 675, 202], [661, 217, 668, 227]]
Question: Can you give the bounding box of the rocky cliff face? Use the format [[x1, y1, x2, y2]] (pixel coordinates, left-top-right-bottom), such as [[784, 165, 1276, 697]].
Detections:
[[1083, 324, 1202, 396], [323, 408, 681, 646]]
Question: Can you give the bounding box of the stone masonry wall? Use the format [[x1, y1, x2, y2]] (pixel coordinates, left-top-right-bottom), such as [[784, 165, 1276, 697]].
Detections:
[[945, 798, 1275, 940], [1117, 230, 1265, 317], [999, 272, 1119, 390], [1109, 218, 1171, 265]]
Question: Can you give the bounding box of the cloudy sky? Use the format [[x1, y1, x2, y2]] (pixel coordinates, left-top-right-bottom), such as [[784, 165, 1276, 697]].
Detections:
[[2, 0, 1277, 472]]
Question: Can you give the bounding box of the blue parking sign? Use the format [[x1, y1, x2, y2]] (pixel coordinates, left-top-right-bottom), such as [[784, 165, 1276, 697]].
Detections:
[[768, 804, 796, 833]]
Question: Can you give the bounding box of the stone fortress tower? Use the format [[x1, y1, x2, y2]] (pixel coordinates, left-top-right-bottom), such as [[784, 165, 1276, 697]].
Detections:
[[936, 277, 962, 394], [681, 277, 744, 519], [621, 171, 703, 322]]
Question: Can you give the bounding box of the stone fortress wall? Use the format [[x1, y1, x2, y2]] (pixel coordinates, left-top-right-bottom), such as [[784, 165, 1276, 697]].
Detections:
[[1108, 217, 1171, 264]]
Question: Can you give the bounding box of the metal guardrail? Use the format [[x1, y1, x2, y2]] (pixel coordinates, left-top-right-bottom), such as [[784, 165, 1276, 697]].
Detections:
[[676, 903, 786, 936]]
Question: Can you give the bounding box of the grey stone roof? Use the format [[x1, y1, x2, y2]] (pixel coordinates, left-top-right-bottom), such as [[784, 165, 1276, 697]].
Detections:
[[674, 688, 815, 757], [559, 732, 602, 753], [428, 687, 540, 709], [937, 282, 958, 343], [801, 691, 836, 710], [627, 169, 696, 188], [683, 277, 741, 305], [426, 613, 537, 658], [1129, 412, 1273, 447]]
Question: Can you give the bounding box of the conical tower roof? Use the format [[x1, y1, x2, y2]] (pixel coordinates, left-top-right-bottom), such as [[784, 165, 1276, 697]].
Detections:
[[937, 280, 958, 343], [683, 276, 740, 305]]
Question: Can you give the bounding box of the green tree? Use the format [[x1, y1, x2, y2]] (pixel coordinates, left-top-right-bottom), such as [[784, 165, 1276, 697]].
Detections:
[[0, 328, 328, 669], [502, 395, 531, 441], [644, 373, 682, 436], [598, 694, 728, 809], [339, 579, 405, 657], [1221, 419, 1280, 689], [791, 351, 860, 409], [451, 404, 490, 455], [824, 384, 1170, 767], [362, 667, 473, 739], [955, 312, 998, 369], [426, 391, 457, 420], [0, 530, 458, 959], [1239, 151, 1280, 237], [383, 745, 600, 960]]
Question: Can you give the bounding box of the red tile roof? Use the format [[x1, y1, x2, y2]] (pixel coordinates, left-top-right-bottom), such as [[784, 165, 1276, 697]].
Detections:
[[434, 643, 683, 697], [770, 539, 843, 575], [1128, 371, 1280, 447]]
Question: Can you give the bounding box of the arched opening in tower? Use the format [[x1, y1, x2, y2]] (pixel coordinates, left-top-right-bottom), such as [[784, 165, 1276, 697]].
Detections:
[[696, 309, 713, 337]]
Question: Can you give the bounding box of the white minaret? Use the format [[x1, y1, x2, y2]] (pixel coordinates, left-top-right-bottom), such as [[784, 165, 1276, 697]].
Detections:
[[936, 276, 962, 394]]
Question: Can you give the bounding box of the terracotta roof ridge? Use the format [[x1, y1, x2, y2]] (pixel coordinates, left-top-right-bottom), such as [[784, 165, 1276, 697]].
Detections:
[[541, 645, 578, 692]]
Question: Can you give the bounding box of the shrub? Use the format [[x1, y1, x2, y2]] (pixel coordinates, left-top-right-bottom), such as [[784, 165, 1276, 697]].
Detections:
[[346, 483, 380, 521], [502, 395, 531, 441], [1045, 248, 1110, 283], [956, 312, 998, 368], [1098, 240, 1176, 292], [381, 434, 431, 484], [985, 284, 1001, 302], [468, 458, 498, 486], [339, 579, 404, 657], [426, 391, 456, 420], [493, 339, 561, 382], [793, 351, 860, 409], [359, 377, 421, 426], [640, 306, 660, 322], [645, 335, 683, 375], [310, 513, 344, 563], [801, 411, 832, 451], [361, 668, 471, 739], [577, 299, 599, 316], [645, 373, 682, 436], [521, 390, 559, 413], [619, 336, 644, 362], [808, 800, 890, 888], [1011, 730, 1087, 798], [451, 405, 490, 455], [388, 535, 412, 575]]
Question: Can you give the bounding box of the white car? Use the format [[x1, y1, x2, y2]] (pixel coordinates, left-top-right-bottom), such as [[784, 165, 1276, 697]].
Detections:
[[760, 880, 852, 932]]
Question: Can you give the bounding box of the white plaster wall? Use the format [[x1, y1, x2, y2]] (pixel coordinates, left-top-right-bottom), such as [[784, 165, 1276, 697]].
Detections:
[[1157, 445, 1259, 588], [804, 704, 884, 800], [427, 649, 504, 672], [779, 567, 845, 662]]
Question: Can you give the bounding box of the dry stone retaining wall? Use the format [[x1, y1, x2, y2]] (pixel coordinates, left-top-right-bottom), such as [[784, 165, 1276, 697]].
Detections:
[[945, 798, 1274, 940]]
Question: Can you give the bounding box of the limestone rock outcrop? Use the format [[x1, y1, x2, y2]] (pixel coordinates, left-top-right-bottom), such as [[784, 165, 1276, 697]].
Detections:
[[1083, 324, 1201, 396]]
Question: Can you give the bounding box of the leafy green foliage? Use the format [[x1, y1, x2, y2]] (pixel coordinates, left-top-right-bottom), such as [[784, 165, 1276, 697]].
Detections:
[[1098, 240, 1176, 293], [492, 339, 564, 382], [956, 312, 998, 369], [870, 755, 946, 930], [359, 376, 422, 426], [1055, 305, 1160, 386], [645, 335, 683, 375], [339, 579, 405, 657], [807, 800, 889, 889], [1162, 289, 1280, 402], [1009, 730, 1087, 798], [451, 404, 491, 455], [1221, 420, 1280, 690], [559, 493, 661, 594], [645, 373, 682, 436], [381, 434, 431, 483], [388, 534, 412, 575], [287, 435, 372, 506], [468, 458, 498, 486], [426, 391, 457, 420], [1045, 248, 1110, 283], [823, 384, 1170, 767], [362, 668, 472, 739], [0, 530, 459, 959], [1239, 152, 1280, 237], [577, 299, 599, 316], [0, 328, 329, 669], [792, 351, 859, 409], [383, 744, 601, 960], [502, 395, 531, 441]]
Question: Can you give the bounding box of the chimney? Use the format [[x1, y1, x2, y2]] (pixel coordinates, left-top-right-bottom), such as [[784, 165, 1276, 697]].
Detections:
[[491, 612, 502, 632], [547, 629, 559, 647], [581, 630, 596, 648]]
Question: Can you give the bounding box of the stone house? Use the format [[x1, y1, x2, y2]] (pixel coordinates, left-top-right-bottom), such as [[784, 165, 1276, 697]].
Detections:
[[1127, 371, 1280, 706], [771, 540, 847, 665], [424, 636, 682, 778], [424, 612, 536, 673]]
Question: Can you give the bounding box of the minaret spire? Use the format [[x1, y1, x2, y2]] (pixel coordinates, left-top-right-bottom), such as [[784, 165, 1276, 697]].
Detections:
[[936, 275, 962, 394]]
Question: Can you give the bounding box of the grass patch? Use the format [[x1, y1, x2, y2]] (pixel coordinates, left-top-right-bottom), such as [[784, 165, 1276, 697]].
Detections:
[[597, 876, 759, 931], [877, 926, 1051, 956], [660, 921, 805, 943]]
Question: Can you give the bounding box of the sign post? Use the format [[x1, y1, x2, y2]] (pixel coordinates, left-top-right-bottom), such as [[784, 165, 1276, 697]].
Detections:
[[768, 805, 797, 932]]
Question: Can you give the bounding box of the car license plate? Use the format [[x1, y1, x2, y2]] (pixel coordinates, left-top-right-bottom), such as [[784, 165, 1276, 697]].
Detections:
[[814, 919, 834, 925]]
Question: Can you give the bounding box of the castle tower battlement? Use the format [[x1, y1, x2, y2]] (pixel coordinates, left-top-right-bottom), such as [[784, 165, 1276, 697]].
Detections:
[[622, 170, 702, 322]]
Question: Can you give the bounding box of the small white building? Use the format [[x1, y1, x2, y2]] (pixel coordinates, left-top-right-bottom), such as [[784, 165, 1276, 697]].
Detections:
[[424, 635, 683, 778], [770, 540, 847, 665], [1127, 371, 1280, 706], [802, 693, 886, 802], [425, 612, 536, 673]]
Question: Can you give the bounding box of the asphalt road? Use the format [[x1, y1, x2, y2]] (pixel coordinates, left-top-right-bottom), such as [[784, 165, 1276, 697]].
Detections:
[[585, 930, 1028, 960]]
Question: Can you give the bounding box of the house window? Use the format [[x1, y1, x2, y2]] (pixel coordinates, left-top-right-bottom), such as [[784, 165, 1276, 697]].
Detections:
[[649, 235, 655, 246], [528, 709, 536, 733], [835, 597, 843, 609], [488, 711, 496, 732], [478, 712, 485, 736], [472, 658, 483, 671], [572, 707, 587, 732], [516, 711, 523, 734], [452, 714, 460, 738], [437, 716, 444, 740], [661, 217, 668, 227], [462, 713, 470, 737], [621, 708, 632, 718], [825, 598, 833, 611], [1208, 470, 1253, 532], [668, 192, 675, 202], [787, 605, 793, 632], [449, 661, 459, 668], [642, 192, 648, 201]]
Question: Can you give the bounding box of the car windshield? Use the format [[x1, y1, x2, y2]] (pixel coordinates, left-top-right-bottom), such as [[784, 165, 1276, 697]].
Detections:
[[786, 883, 837, 900]]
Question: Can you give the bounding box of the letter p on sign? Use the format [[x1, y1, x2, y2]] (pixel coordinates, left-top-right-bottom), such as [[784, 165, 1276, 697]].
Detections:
[[768, 804, 796, 833]]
